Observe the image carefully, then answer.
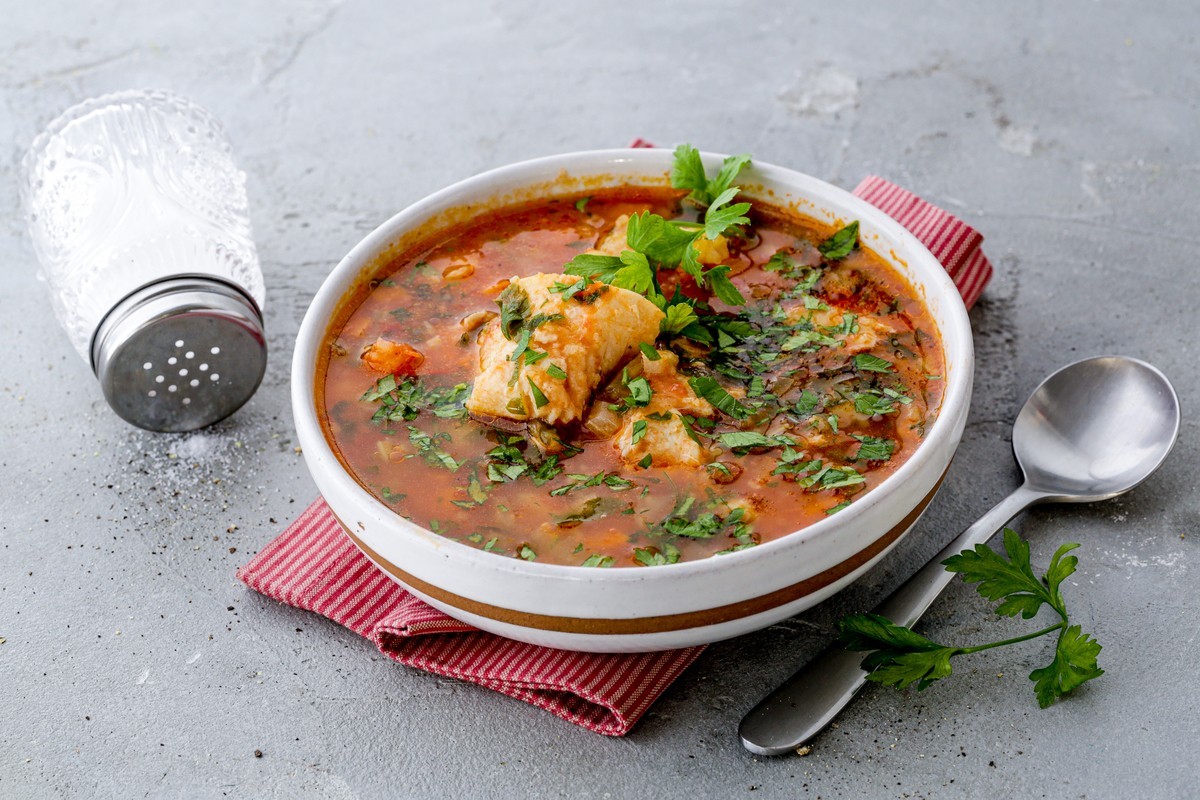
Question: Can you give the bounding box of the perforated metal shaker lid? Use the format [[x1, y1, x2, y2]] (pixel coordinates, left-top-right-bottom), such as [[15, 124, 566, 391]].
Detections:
[[91, 276, 266, 432]]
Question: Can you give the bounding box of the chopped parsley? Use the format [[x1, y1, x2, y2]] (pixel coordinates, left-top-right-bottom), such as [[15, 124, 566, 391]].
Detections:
[[361, 375, 470, 423], [853, 435, 895, 462], [688, 376, 750, 419], [819, 221, 859, 260], [854, 353, 894, 373], [528, 378, 549, 408], [549, 471, 636, 497], [407, 427, 460, 471]]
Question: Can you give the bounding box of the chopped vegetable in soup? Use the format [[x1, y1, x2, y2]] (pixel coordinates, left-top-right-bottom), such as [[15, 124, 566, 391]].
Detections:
[[318, 147, 944, 567]]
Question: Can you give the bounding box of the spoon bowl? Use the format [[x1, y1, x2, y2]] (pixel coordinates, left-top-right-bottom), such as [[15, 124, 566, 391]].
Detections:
[[1015, 356, 1181, 501]]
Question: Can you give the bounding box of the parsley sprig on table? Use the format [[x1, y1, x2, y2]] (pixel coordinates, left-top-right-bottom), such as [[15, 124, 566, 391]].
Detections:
[[838, 528, 1104, 708]]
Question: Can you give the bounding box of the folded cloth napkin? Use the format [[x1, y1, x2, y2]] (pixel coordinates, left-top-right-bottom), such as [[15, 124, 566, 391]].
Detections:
[[237, 169, 992, 737]]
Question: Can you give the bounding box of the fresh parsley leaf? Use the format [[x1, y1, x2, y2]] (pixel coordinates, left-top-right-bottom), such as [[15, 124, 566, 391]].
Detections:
[[764, 251, 797, 275], [942, 528, 1060, 620], [709, 153, 753, 201], [488, 461, 527, 482], [557, 497, 603, 527], [705, 265, 746, 306], [522, 349, 548, 366], [703, 187, 752, 239], [841, 529, 1103, 709], [581, 553, 614, 568], [574, 196, 590, 213], [661, 303, 700, 336], [819, 221, 859, 260], [497, 283, 532, 341], [854, 353, 894, 373], [626, 211, 701, 265], [808, 465, 865, 489], [361, 376, 471, 424], [633, 545, 679, 566], [639, 342, 661, 361], [649, 497, 751, 542], [519, 545, 537, 561], [793, 390, 820, 418], [631, 419, 648, 445], [466, 472, 489, 505], [852, 435, 895, 462], [854, 392, 897, 416], [549, 471, 635, 496], [527, 378, 549, 408], [718, 432, 793, 451], [625, 375, 652, 407], [688, 376, 750, 419], [670, 144, 711, 204], [610, 250, 657, 297], [407, 427, 460, 471], [1029, 625, 1104, 709], [530, 454, 564, 486], [563, 253, 624, 283], [839, 614, 959, 691], [549, 277, 588, 300], [782, 329, 841, 352], [669, 144, 752, 207]]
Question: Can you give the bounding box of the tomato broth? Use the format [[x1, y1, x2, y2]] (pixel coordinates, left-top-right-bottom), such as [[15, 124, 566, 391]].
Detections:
[[319, 187, 944, 567]]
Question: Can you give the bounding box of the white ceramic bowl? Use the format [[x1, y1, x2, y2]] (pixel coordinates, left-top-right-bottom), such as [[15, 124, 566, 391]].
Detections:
[[292, 149, 974, 653]]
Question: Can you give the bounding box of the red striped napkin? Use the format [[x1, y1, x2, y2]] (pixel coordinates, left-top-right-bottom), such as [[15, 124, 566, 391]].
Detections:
[[238, 165, 991, 737]]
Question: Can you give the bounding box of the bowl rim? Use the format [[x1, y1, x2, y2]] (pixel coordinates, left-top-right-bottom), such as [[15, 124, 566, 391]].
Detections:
[[291, 147, 974, 584]]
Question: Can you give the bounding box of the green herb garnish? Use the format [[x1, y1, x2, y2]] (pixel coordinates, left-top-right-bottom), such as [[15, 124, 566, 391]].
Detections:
[[669, 145, 752, 208], [563, 144, 751, 313], [717, 432, 794, 452], [528, 378, 549, 408], [407, 427, 460, 471], [549, 471, 635, 497], [819, 221, 859, 260], [854, 393, 897, 416], [852, 435, 895, 462], [839, 529, 1103, 708], [497, 283, 532, 340], [361, 375, 470, 423], [688, 376, 750, 419], [792, 390, 821, 418], [854, 353, 894, 373], [633, 544, 681, 566]]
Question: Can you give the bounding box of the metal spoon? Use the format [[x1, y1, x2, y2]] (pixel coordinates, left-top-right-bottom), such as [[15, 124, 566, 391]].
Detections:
[[740, 355, 1180, 756]]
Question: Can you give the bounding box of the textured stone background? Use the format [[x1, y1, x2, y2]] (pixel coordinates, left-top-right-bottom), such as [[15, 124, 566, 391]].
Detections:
[[2, 2, 1197, 797]]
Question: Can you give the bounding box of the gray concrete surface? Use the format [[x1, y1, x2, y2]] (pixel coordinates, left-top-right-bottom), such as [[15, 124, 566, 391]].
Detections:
[[3, 2, 1198, 798]]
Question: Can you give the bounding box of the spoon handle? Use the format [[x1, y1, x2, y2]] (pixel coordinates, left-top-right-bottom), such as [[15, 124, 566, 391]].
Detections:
[[739, 484, 1045, 756]]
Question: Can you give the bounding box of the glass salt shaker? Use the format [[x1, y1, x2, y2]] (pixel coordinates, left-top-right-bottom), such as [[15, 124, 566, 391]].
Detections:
[[20, 89, 267, 433]]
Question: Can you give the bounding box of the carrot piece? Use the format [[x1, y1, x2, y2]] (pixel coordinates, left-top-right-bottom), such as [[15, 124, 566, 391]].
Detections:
[[361, 338, 425, 377]]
